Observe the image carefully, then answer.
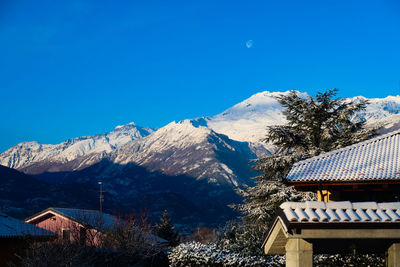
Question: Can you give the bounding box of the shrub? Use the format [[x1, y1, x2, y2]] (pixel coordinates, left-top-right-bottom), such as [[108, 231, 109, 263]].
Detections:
[[168, 241, 284, 267]]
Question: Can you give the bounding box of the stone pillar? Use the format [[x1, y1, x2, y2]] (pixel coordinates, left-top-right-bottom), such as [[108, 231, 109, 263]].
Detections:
[[388, 243, 400, 267], [285, 238, 313, 267]]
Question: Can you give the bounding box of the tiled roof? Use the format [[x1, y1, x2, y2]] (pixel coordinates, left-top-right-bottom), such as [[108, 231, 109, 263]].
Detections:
[[0, 212, 55, 238], [286, 130, 400, 183], [280, 201, 400, 223], [52, 208, 116, 231]]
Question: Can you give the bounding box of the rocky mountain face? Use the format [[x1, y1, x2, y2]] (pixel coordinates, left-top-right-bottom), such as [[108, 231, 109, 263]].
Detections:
[[1, 91, 400, 227], [30, 120, 264, 227], [110, 119, 267, 187], [0, 119, 265, 227], [34, 160, 240, 228], [0, 123, 154, 174], [0, 165, 109, 219]]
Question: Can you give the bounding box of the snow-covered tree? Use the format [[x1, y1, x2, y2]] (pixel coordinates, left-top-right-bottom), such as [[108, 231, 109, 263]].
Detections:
[[231, 89, 378, 253], [314, 253, 385, 266]]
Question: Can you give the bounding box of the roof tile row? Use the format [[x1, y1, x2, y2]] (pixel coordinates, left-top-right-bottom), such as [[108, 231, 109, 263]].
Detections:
[[280, 201, 400, 223], [286, 130, 400, 183]]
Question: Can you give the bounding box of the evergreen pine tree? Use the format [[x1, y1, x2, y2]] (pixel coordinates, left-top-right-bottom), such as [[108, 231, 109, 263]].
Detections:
[[231, 89, 378, 254], [155, 210, 179, 246]]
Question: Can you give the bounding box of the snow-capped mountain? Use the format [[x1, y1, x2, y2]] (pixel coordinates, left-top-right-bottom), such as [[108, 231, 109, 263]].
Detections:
[[2, 91, 400, 180], [1, 90, 400, 227], [205, 91, 400, 143], [110, 119, 267, 187], [27, 119, 263, 226], [0, 123, 154, 174], [205, 91, 294, 143], [1, 118, 267, 187], [24, 119, 264, 226], [351, 95, 400, 120]]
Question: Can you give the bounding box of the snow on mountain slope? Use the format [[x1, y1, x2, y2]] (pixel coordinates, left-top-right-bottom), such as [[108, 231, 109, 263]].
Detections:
[[366, 114, 400, 134], [349, 95, 400, 120], [0, 123, 154, 173], [205, 91, 400, 143], [110, 119, 267, 187], [2, 90, 399, 183], [205, 91, 308, 143]]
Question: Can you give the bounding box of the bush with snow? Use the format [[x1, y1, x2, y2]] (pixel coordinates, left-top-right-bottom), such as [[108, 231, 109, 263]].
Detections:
[[168, 241, 284, 267], [314, 253, 385, 267]]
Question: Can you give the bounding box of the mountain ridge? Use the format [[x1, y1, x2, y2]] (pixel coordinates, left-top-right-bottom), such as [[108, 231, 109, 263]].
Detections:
[[0, 123, 154, 174], [1, 90, 400, 228], [2, 91, 400, 180]]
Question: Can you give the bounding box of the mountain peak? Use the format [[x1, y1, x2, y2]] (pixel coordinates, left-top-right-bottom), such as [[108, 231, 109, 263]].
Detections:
[[114, 122, 136, 131], [0, 122, 154, 172], [205, 90, 400, 143]]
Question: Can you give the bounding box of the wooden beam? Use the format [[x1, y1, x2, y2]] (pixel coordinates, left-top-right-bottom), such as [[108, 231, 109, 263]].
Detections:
[[293, 229, 400, 239]]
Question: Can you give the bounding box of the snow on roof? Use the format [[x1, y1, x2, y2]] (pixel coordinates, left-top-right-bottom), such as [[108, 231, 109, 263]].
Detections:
[[286, 130, 400, 183], [0, 212, 55, 238], [51, 208, 117, 231], [280, 201, 400, 223]]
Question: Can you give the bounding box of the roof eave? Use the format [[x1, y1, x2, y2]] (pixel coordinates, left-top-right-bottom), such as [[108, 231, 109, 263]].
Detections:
[[286, 179, 400, 186]]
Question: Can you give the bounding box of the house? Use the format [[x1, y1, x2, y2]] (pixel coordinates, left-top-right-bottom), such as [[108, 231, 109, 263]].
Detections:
[[0, 212, 55, 265], [286, 129, 400, 202], [262, 130, 400, 267], [25, 207, 167, 246], [25, 208, 113, 246]]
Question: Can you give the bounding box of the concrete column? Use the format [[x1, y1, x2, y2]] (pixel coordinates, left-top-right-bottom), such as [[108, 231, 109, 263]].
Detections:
[[388, 243, 400, 267], [285, 238, 313, 267]]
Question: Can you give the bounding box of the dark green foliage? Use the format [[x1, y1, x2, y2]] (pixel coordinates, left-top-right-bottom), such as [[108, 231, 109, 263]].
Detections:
[[257, 89, 377, 183], [155, 210, 180, 246]]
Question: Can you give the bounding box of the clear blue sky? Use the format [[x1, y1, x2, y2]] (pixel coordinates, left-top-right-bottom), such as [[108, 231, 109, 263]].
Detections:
[[1, 0, 400, 152]]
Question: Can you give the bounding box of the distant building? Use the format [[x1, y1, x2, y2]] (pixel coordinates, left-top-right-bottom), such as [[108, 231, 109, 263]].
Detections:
[[0, 212, 55, 265], [25, 207, 167, 246], [263, 130, 400, 267]]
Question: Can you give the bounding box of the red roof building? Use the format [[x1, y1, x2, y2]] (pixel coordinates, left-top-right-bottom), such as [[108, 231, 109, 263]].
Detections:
[[25, 207, 167, 246]]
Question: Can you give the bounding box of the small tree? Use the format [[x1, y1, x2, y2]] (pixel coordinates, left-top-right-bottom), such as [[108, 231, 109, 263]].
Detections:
[[155, 210, 179, 246]]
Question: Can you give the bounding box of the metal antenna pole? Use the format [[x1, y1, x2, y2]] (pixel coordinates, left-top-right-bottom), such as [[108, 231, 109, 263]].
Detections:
[[98, 181, 104, 213]]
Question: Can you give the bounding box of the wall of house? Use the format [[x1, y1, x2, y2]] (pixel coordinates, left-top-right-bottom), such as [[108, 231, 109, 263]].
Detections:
[[31, 213, 101, 246]]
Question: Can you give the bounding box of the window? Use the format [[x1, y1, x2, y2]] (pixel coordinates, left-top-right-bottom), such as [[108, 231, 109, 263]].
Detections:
[[62, 229, 71, 241]]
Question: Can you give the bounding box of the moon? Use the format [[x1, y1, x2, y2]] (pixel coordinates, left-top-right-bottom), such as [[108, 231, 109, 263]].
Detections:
[[246, 40, 254, 48]]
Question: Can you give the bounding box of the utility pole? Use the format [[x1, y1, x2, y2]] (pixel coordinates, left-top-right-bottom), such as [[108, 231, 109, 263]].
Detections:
[[98, 181, 104, 213]]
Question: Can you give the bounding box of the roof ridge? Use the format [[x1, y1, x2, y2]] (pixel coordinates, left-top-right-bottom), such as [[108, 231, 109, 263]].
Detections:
[[51, 207, 115, 217], [293, 129, 400, 167], [53, 207, 102, 212]]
